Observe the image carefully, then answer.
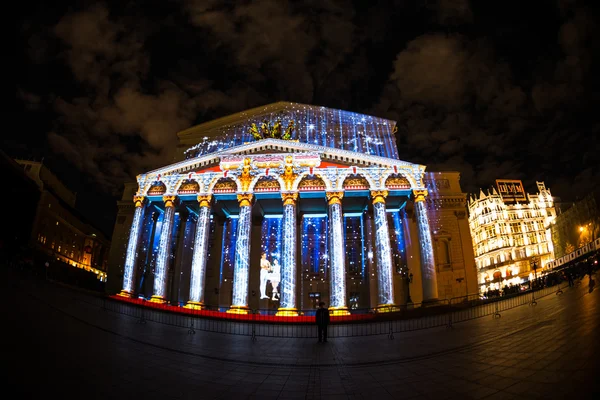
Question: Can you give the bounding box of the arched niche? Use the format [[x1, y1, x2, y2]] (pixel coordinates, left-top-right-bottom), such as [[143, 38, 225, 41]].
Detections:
[[147, 181, 167, 196], [177, 179, 200, 194], [253, 176, 281, 193], [212, 178, 237, 193], [385, 174, 411, 190], [297, 175, 326, 192], [342, 174, 370, 190]]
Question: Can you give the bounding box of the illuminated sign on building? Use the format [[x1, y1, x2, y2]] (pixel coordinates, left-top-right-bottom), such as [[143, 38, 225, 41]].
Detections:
[[495, 179, 526, 202]]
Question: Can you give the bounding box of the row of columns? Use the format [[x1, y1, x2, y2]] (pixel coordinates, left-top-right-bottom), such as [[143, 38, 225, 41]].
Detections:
[[118, 189, 438, 314]]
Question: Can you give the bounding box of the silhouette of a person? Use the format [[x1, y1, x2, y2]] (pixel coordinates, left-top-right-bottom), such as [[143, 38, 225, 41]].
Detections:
[[316, 301, 330, 343]]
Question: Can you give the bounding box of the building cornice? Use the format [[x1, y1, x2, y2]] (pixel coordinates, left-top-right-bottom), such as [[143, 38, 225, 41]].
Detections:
[[144, 139, 425, 177]]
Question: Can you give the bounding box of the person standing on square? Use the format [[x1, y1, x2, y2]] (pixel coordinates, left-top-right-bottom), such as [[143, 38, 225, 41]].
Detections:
[[316, 301, 330, 342]]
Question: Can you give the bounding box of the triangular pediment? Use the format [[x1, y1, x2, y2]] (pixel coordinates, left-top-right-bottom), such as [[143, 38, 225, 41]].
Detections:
[[143, 139, 423, 181]]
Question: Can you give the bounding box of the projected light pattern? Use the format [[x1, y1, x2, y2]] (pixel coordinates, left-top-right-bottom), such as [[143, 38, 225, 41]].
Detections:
[[374, 202, 394, 305], [220, 218, 238, 285], [232, 205, 252, 307], [415, 200, 438, 300], [188, 206, 211, 303], [328, 203, 347, 308], [388, 211, 407, 275], [343, 215, 365, 276], [122, 206, 145, 293], [184, 103, 399, 160], [261, 216, 282, 260], [280, 204, 297, 309], [301, 216, 328, 275], [153, 206, 175, 299]]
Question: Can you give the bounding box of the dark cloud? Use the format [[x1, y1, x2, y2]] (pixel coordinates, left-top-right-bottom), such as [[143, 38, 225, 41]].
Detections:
[[435, 0, 473, 26], [375, 2, 600, 200], [14, 0, 600, 219]]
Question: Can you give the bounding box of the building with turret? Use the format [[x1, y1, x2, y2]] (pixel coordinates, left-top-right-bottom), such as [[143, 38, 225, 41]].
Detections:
[[468, 180, 556, 294]]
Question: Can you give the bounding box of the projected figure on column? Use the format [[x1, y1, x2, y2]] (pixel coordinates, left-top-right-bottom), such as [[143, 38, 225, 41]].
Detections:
[[260, 253, 271, 299], [269, 258, 281, 301]]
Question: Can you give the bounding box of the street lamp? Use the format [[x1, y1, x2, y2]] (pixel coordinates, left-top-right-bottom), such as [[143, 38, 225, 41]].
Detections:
[[530, 260, 538, 306], [406, 271, 413, 304]]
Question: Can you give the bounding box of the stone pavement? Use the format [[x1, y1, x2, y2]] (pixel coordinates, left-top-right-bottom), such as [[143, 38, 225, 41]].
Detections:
[[6, 268, 599, 399]]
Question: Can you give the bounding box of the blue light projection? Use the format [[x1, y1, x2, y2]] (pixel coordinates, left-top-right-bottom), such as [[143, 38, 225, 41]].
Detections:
[[388, 211, 407, 276], [261, 216, 282, 301], [184, 103, 399, 160], [189, 206, 211, 304], [415, 200, 438, 300], [261, 216, 282, 262], [122, 206, 144, 294], [137, 208, 163, 296], [374, 202, 394, 305], [280, 204, 296, 309], [153, 206, 175, 299], [232, 205, 252, 307], [220, 218, 238, 285], [301, 216, 328, 275], [328, 203, 347, 309], [343, 215, 365, 277], [176, 212, 197, 303]]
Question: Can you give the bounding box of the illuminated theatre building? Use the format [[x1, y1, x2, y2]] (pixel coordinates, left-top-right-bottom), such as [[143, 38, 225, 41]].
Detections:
[[109, 102, 477, 315], [468, 180, 557, 294]]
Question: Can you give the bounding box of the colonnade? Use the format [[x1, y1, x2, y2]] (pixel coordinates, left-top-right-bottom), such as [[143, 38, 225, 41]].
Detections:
[[118, 189, 438, 314]]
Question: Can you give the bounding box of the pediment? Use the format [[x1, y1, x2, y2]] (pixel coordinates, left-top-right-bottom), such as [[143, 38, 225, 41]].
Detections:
[[142, 139, 424, 186]]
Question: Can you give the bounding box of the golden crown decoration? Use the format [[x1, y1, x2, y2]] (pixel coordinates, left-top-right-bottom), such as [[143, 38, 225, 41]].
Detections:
[[248, 118, 296, 141]]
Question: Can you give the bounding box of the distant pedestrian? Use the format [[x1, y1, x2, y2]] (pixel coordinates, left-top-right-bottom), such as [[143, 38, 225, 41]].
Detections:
[[567, 271, 574, 287], [316, 301, 330, 343]]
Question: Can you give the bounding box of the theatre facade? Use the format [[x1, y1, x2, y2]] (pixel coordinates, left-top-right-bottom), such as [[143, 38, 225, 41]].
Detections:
[[107, 102, 477, 315]]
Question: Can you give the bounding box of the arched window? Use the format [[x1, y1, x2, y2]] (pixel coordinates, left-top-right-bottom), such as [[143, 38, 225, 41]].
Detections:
[[437, 240, 450, 265], [434, 231, 452, 268]]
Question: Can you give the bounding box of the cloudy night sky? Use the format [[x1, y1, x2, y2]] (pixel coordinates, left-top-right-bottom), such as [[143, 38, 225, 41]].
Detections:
[[14, 0, 600, 236]]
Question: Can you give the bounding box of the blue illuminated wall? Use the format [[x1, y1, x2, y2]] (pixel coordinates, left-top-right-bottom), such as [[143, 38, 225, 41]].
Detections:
[[344, 215, 366, 278], [261, 216, 283, 264], [185, 103, 399, 160], [136, 206, 164, 297], [388, 210, 408, 275], [219, 218, 239, 286], [301, 216, 329, 275], [173, 212, 197, 304]]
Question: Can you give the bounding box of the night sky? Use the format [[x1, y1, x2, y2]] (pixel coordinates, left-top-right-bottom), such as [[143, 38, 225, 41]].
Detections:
[[13, 0, 600, 237]]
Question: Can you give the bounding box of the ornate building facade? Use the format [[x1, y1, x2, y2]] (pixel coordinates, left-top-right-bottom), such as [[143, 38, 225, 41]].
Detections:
[[468, 180, 556, 294], [107, 102, 477, 314], [13, 159, 110, 278], [550, 191, 599, 259]]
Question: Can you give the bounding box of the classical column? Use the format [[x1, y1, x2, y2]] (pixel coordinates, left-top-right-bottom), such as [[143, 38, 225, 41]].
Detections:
[[371, 190, 397, 311], [227, 193, 253, 314], [185, 195, 212, 310], [149, 195, 178, 303], [118, 196, 146, 298], [326, 191, 350, 315], [277, 192, 299, 316], [413, 189, 438, 302]]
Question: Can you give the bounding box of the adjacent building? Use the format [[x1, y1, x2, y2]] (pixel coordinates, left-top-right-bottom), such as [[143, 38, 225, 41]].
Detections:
[[107, 102, 478, 314], [551, 191, 599, 259], [468, 180, 556, 294], [14, 159, 110, 280]]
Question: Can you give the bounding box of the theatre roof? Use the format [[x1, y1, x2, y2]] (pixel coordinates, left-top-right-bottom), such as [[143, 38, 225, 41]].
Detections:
[[177, 102, 400, 160]]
